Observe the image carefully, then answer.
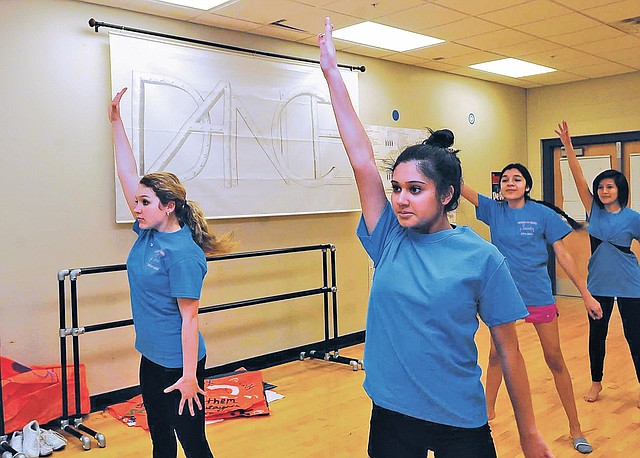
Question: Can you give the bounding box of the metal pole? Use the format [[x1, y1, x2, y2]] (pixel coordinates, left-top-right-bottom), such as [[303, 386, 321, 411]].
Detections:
[[88, 18, 366, 73]]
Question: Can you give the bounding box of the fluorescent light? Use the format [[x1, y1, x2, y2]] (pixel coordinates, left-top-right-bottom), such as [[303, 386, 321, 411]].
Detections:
[[469, 58, 556, 78], [332, 22, 444, 52], [156, 0, 234, 10]]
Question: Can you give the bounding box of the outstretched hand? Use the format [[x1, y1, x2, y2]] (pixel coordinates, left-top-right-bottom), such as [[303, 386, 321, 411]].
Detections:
[[318, 17, 337, 75], [554, 120, 571, 148], [108, 87, 127, 123], [164, 375, 205, 416]]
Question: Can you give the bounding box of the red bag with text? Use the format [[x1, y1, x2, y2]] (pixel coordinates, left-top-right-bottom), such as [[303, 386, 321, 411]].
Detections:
[[1, 357, 90, 433], [204, 369, 270, 421]]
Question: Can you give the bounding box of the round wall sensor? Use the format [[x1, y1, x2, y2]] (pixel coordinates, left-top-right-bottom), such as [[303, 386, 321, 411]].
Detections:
[[392, 110, 400, 121], [468, 113, 476, 125]]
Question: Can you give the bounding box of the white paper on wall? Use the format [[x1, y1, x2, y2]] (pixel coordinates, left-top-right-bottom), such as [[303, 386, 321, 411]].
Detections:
[[631, 153, 640, 211], [559, 155, 611, 221], [109, 32, 360, 221]]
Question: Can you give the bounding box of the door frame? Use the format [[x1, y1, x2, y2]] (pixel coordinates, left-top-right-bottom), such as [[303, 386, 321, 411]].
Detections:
[[541, 129, 640, 293]]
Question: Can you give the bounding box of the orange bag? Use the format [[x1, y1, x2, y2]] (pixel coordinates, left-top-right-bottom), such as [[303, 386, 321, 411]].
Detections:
[[204, 369, 269, 421], [105, 369, 270, 430], [1, 357, 90, 433]]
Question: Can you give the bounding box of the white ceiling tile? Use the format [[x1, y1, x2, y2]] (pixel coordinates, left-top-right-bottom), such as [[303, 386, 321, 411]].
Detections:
[[546, 25, 625, 46], [551, 0, 625, 11], [519, 70, 587, 85], [376, 3, 469, 32], [550, 55, 609, 71], [381, 53, 429, 66], [520, 47, 594, 67], [479, 0, 573, 28], [320, 0, 425, 21], [249, 24, 316, 41], [582, 0, 640, 23], [430, 0, 531, 16], [421, 17, 503, 41], [440, 50, 506, 67], [455, 28, 535, 49], [569, 61, 637, 78], [514, 12, 602, 37], [604, 48, 640, 69], [190, 13, 262, 31], [573, 34, 640, 55], [415, 60, 462, 72], [493, 39, 560, 58], [406, 42, 478, 60]]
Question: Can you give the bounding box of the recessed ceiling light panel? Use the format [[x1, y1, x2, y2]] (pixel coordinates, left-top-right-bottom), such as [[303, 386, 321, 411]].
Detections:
[[156, 0, 235, 10], [469, 58, 556, 78], [332, 22, 444, 52]]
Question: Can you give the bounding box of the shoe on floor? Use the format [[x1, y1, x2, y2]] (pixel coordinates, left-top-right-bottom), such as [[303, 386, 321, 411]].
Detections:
[[2, 451, 14, 458], [40, 430, 67, 451], [573, 437, 593, 454], [22, 420, 50, 458], [9, 431, 23, 453]]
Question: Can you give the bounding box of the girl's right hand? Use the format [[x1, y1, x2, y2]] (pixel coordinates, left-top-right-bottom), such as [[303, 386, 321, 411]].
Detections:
[[318, 17, 337, 75], [554, 120, 571, 148], [108, 87, 127, 123]]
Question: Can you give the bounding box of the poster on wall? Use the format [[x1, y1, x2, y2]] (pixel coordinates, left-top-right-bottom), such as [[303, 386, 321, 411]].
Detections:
[[364, 125, 457, 223], [491, 172, 503, 200], [109, 32, 360, 222], [364, 125, 429, 197]]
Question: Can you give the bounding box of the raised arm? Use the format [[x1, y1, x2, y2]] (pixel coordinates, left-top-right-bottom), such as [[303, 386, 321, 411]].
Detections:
[[490, 323, 554, 458], [318, 18, 387, 233], [461, 184, 480, 207], [108, 87, 139, 215], [555, 121, 593, 213]]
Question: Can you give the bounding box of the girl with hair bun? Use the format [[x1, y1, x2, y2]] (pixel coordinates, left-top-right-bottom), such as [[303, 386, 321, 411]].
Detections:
[[108, 87, 231, 458], [319, 17, 552, 458], [556, 120, 640, 410], [461, 161, 599, 454]]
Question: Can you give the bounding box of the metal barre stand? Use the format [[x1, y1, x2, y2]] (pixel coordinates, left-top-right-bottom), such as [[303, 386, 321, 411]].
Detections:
[[56, 244, 360, 451], [0, 339, 27, 457]]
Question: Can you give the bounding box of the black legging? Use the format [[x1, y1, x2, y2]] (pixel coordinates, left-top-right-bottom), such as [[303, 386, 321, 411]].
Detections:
[[140, 355, 214, 458], [589, 296, 640, 383]]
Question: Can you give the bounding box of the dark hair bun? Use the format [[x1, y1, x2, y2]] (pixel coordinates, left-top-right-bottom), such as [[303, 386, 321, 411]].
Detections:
[[425, 128, 454, 148]]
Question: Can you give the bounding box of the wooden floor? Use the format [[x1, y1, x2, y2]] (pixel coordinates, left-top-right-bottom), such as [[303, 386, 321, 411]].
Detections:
[[50, 296, 638, 457]]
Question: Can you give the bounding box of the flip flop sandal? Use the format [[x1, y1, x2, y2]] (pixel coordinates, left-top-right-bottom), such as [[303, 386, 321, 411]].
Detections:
[[573, 437, 592, 454]]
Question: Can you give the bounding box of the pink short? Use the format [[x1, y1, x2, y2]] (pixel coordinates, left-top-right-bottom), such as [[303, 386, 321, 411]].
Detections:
[[524, 304, 558, 324]]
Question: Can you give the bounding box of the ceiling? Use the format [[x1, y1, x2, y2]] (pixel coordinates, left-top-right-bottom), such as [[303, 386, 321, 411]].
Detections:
[[79, 0, 640, 88]]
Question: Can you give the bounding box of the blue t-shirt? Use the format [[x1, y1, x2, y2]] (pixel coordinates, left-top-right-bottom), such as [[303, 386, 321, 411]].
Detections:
[[587, 202, 640, 297], [476, 194, 571, 306], [357, 201, 527, 428], [127, 221, 208, 368]]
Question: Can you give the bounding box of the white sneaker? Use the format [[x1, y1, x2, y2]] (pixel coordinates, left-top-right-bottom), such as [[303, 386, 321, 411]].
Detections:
[[40, 430, 67, 451], [9, 431, 23, 452], [21, 420, 42, 458], [2, 451, 14, 458], [38, 436, 53, 457]]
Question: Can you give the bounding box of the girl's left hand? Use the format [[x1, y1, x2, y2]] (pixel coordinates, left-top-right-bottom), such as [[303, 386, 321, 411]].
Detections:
[[584, 295, 603, 320], [164, 375, 205, 416]]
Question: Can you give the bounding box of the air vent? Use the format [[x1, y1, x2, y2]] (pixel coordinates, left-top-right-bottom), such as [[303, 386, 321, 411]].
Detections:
[[610, 16, 640, 34], [270, 19, 307, 33]]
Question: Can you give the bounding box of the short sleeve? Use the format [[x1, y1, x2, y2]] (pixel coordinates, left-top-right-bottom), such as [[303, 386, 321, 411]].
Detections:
[[475, 194, 494, 226], [543, 208, 572, 244], [477, 259, 528, 327], [168, 258, 206, 299], [356, 201, 397, 266]]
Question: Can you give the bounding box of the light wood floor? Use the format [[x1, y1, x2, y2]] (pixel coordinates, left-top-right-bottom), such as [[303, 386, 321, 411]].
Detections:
[[50, 296, 639, 457]]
